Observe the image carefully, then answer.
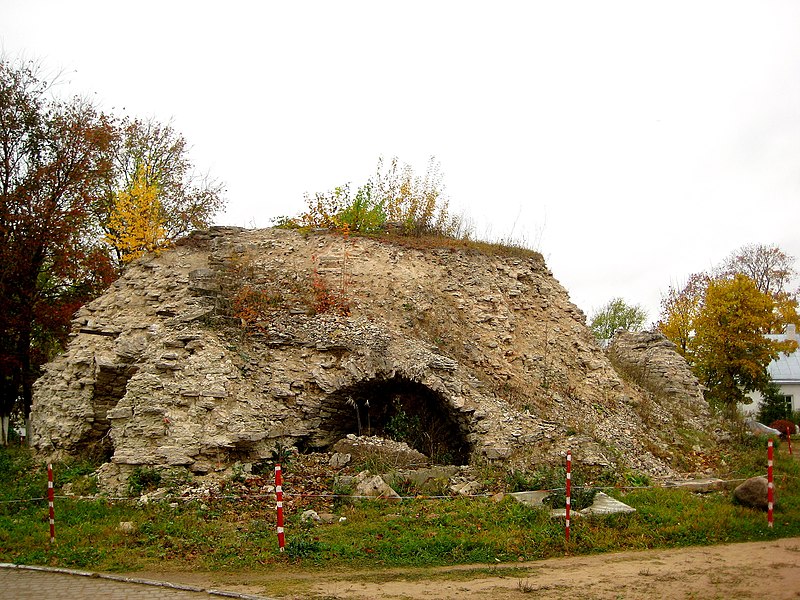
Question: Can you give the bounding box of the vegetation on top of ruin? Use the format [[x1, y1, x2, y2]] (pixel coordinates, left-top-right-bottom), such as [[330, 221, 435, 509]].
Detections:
[[272, 155, 544, 262]]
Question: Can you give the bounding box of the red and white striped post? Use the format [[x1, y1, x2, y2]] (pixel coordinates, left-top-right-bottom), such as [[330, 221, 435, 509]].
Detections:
[[767, 440, 774, 529], [565, 451, 572, 543], [47, 463, 55, 544], [787, 427, 793, 456], [275, 464, 285, 552]]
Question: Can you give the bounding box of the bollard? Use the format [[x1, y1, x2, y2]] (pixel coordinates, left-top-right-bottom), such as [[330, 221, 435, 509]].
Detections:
[[767, 440, 774, 529], [275, 464, 285, 552], [787, 427, 793, 456], [47, 463, 55, 543], [565, 451, 572, 543]]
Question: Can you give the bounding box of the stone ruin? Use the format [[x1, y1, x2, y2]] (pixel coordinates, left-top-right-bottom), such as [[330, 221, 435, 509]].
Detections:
[[29, 227, 713, 491]]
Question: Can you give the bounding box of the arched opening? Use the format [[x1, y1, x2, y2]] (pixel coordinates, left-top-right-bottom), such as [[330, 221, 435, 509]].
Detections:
[[84, 362, 136, 460], [313, 376, 471, 465]]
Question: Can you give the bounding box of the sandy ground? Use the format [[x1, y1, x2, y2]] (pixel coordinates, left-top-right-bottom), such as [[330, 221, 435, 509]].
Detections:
[[133, 537, 800, 599]]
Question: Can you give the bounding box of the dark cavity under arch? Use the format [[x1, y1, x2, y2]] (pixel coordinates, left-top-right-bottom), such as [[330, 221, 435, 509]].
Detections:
[[313, 376, 471, 465]]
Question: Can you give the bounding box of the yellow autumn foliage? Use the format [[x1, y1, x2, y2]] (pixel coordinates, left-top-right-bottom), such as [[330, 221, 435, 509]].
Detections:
[[105, 165, 167, 263]]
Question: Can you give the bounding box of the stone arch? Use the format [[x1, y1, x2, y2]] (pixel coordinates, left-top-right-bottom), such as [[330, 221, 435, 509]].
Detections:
[[310, 375, 472, 465]]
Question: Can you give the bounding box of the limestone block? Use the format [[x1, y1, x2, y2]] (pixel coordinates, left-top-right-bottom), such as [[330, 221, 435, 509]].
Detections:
[[354, 473, 401, 500]]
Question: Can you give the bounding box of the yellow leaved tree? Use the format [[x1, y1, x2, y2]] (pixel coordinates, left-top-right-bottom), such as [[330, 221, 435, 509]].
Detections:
[[105, 165, 166, 264]]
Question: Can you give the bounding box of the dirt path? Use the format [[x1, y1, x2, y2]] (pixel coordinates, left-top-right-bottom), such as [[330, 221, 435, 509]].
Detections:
[[131, 537, 800, 599]]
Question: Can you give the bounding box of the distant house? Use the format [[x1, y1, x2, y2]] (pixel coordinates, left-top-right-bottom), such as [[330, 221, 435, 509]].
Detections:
[[744, 324, 800, 415]]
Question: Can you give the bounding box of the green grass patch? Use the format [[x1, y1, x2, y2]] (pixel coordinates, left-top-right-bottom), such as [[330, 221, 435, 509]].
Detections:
[[1, 439, 798, 573]]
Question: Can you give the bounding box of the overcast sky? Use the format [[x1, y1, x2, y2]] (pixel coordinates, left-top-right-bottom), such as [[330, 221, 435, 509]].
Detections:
[[3, 1, 799, 322]]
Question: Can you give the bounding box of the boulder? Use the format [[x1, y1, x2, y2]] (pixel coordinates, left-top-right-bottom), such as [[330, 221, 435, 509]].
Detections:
[[734, 476, 771, 510], [301, 509, 321, 523], [663, 478, 733, 493]]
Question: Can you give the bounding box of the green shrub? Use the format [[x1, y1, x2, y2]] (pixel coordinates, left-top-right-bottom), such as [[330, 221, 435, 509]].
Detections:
[[385, 402, 421, 444], [337, 183, 386, 233], [506, 469, 541, 493], [758, 382, 792, 424], [127, 467, 162, 497]]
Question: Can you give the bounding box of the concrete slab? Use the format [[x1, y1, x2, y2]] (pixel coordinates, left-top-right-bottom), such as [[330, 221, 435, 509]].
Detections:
[[578, 492, 636, 516], [662, 478, 737, 492], [510, 490, 636, 518]]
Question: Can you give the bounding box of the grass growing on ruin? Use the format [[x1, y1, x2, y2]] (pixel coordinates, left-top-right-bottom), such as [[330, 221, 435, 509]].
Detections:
[[1, 440, 798, 574]]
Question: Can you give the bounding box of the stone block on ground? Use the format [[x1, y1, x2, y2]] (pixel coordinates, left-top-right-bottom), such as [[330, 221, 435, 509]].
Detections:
[[353, 471, 401, 500]]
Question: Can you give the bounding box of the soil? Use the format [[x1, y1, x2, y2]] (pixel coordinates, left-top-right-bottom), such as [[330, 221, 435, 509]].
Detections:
[[133, 536, 800, 599]]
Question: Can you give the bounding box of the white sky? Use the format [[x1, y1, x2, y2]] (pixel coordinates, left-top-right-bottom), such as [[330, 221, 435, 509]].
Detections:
[[3, 1, 800, 323]]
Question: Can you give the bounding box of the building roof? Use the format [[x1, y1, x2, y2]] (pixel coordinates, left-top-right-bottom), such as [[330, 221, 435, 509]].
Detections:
[[766, 327, 800, 383]]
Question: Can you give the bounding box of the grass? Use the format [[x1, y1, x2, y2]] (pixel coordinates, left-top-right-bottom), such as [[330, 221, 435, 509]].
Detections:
[[356, 229, 544, 261], [1, 437, 799, 575]]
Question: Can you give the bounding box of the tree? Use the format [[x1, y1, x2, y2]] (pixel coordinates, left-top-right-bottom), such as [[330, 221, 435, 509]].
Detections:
[[718, 243, 799, 333], [719, 243, 796, 298], [100, 117, 225, 265], [589, 297, 648, 344], [0, 58, 116, 442], [657, 273, 708, 358], [104, 164, 166, 263], [757, 381, 792, 425], [691, 274, 795, 408]]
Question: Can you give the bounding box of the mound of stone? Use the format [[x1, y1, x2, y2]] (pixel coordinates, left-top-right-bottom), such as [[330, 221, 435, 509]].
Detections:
[[29, 227, 715, 491]]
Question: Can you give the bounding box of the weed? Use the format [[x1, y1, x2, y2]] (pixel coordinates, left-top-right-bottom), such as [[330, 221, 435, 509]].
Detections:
[[506, 469, 542, 493], [332, 480, 355, 511], [385, 402, 421, 444], [159, 467, 192, 492], [311, 267, 350, 316], [518, 579, 535, 593], [543, 486, 598, 511], [127, 467, 162, 497], [624, 471, 652, 488], [269, 442, 294, 471]]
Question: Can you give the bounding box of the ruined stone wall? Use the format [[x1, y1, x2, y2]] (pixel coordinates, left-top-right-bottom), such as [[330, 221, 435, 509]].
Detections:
[[607, 330, 709, 426], [607, 331, 705, 407], [30, 227, 712, 488]]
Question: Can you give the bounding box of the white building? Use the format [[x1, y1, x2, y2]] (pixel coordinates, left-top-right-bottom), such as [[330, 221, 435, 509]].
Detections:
[[744, 324, 800, 415]]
